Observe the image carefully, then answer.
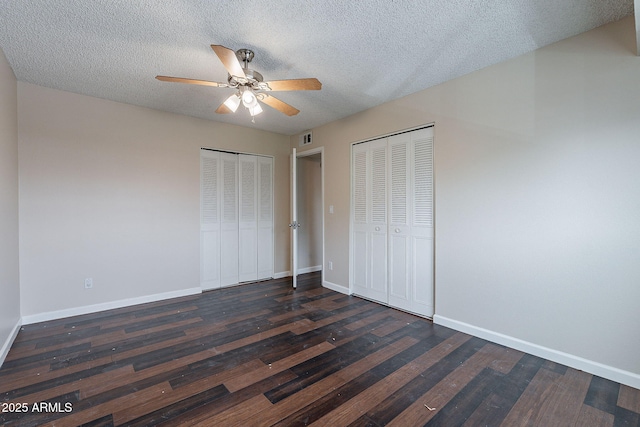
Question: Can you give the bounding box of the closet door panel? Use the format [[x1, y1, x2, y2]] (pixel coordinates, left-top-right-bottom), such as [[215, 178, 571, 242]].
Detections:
[[387, 134, 411, 310], [352, 147, 369, 296], [257, 157, 274, 280], [200, 151, 221, 290], [412, 232, 434, 312], [369, 143, 388, 299], [351, 140, 387, 303], [238, 154, 258, 282], [352, 229, 368, 292], [370, 231, 387, 294], [201, 231, 219, 287], [389, 233, 409, 302], [220, 153, 239, 287], [410, 128, 435, 316]]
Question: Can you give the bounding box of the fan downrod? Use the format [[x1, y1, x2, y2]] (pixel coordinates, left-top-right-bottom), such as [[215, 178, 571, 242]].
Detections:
[[236, 49, 254, 67]]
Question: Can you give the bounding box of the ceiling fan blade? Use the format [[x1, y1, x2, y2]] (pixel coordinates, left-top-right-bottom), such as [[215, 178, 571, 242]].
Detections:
[[211, 45, 246, 78], [156, 75, 227, 87], [263, 78, 322, 91], [259, 94, 300, 116]]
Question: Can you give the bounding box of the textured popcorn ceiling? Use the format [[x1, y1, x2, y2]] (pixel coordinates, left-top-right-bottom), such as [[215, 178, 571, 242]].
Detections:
[[0, 1, 634, 135]]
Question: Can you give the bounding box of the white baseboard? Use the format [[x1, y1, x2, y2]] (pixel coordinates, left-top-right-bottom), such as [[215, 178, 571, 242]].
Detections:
[[273, 271, 291, 279], [323, 280, 350, 295], [22, 287, 202, 325], [297, 265, 322, 275], [433, 315, 640, 390], [0, 318, 22, 368]]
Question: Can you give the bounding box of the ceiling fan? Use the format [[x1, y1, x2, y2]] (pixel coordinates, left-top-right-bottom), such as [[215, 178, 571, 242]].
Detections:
[[156, 45, 321, 118]]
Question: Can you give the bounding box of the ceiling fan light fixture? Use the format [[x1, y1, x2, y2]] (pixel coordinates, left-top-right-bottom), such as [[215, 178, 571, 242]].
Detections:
[[241, 88, 258, 109], [157, 45, 321, 120], [249, 102, 263, 116], [223, 93, 241, 112]]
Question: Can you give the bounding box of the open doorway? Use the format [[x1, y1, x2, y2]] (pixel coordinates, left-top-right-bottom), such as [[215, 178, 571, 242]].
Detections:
[[296, 150, 323, 281]]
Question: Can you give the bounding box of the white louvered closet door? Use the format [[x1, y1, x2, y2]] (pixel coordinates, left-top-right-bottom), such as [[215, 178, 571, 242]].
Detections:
[[257, 156, 274, 280], [201, 150, 274, 289], [388, 133, 412, 311], [352, 138, 388, 303], [387, 128, 435, 317], [238, 154, 258, 283], [200, 150, 221, 290], [220, 152, 239, 287], [410, 128, 434, 317], [351, 127, 434, 318]]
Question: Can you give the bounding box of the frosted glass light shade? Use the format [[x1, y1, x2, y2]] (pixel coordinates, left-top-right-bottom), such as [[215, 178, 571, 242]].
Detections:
[[223, 94, 241, 112]]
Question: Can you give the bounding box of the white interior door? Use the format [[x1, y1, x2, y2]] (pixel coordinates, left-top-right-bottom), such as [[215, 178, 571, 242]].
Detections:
[[290, 148, 298, 288]]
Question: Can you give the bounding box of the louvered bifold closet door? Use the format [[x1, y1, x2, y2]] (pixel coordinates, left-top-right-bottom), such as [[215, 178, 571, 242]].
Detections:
[[351, 127, 434, 317], [238, 154, 259, 282], [220, 152, 239, 287], [257, 156, 274, 280], [410, 128, 435, 317], [352, 139, 388, 303], [387, 128, 434, 317], [200, 150, 221, 290], [387, 133, 412, 312]]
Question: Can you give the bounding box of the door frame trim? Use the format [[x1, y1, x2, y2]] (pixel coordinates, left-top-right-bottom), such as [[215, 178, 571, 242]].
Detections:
[[295, 147, 325, 288]]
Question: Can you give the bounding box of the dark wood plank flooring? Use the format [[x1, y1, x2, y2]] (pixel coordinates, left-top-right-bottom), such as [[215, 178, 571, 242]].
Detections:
[[1, 272, 638, 426]]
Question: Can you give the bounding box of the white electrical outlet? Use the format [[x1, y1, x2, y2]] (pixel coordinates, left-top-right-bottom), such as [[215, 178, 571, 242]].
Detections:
[[328, 261, 333, 270], [84, 278, 93, 289]]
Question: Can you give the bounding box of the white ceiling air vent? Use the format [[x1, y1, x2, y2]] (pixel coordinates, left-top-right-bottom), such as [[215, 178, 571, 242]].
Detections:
[[299, 131, 312, 146]]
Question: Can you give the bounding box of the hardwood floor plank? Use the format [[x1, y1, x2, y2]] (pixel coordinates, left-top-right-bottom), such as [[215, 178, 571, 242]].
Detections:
[[575, 404, 615, 427], [614, 405, 640, 426], [255, 336, 420, 426], [584, 375, 621, 414], [224, 341, 335, 393], [189, 394, 273, 427], [49, 329, 186, 370], [499, 364, 564, 427], [618, 384, 640, 413], [111, 384, 229, 426], [78, 414, 114, 426], [263, 330, 413, 405], [2, 365, 133, 408], [157, 371, 297, 426], [359, 337, 494, 426], [527, 367, 592, 426], [386, 342, 511, 427], [310, 332, 472, 427], [371, 318, 412, 337], [40, 382, 171, 427], [1, 272, 635, 427]]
